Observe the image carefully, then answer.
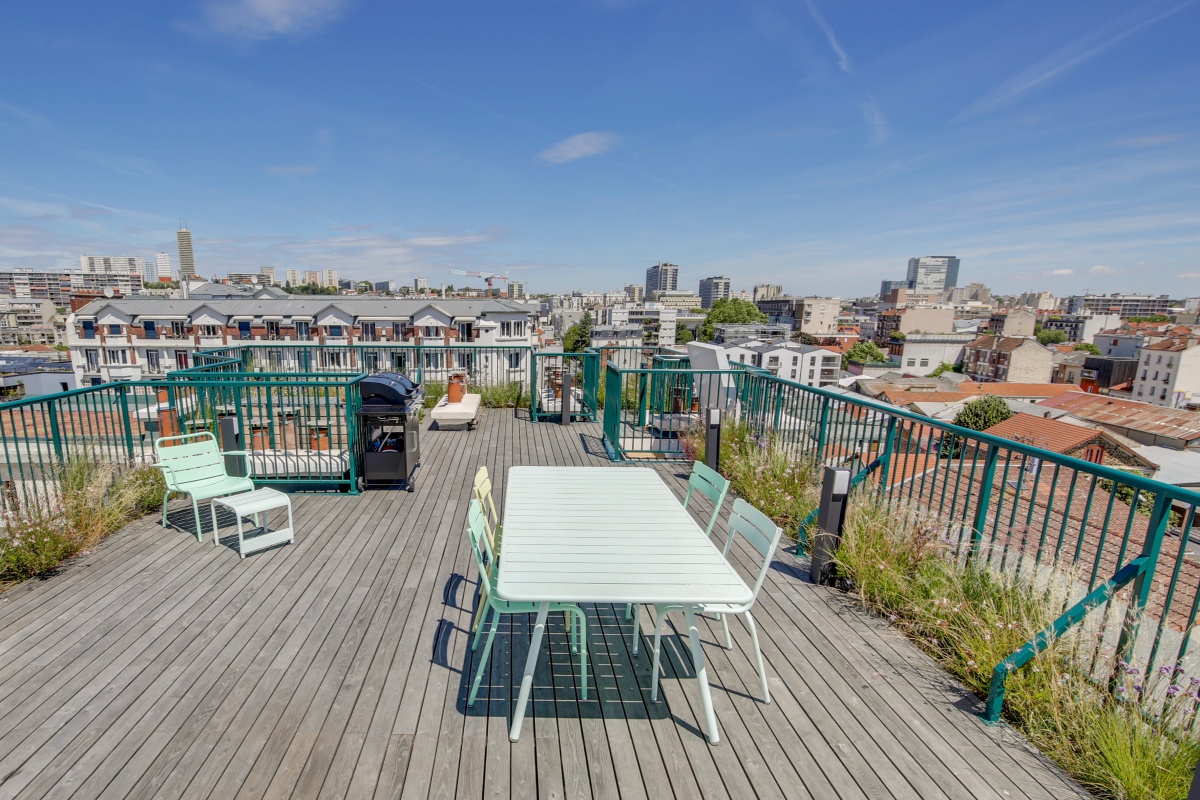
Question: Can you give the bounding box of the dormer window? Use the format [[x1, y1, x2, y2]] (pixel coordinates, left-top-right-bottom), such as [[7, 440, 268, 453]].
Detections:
[[328, 325, 344, 337], [108, 324, 121, 335]]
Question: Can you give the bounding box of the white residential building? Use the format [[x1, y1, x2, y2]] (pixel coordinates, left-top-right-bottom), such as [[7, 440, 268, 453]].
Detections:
[[624, 284, 644, 303], [886, 333, 976, 376], [507, 281, 525, 299], [720, 342, 841, 388], [906, 256, 960, 295], [798, 296, 842, 336], [1132, 338, 1200, 408], [599, 303, 677, 347], [321, 269, 339, 288], [81, 255, 145, 275], [66, 297, 539, 386], [285, 269, 302, 287], [0, 269, 144, 305], [650, 291, 703, 310], [155, 253, 172, 282], [414, 277, 429, 292]]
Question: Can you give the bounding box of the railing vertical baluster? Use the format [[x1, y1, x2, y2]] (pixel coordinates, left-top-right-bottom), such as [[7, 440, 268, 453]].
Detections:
[[971, 443, 1000, 559], [1116, 492, 1171, 674]]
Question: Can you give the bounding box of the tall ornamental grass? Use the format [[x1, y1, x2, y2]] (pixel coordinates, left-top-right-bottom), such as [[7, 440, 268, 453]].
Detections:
[[0, 460, 166, 585], [835, 495, 1200, 800]]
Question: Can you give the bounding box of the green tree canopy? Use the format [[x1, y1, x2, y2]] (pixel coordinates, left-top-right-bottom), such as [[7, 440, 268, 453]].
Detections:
[[676, 325, 694, 345], [1036, 329, 1068, 345], [843, 340, 888, 368], [928, 362, 957, 377], [796, 331, 819, 346], [953, 394, 1013, 432], [562, 311, 594, 353], [1073, 342, 1101, 355], [700, 298, 767, 341]]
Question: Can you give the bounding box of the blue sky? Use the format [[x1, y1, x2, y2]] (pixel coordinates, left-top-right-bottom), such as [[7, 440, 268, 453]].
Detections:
[[1, 0, 1198, 297]]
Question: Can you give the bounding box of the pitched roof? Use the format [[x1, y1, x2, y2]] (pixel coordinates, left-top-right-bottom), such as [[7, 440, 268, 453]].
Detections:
[[1039, 392, 1200, 442], [71, 297, 533, 319], [983, 413, 1101, 453], [879, 383, 1076, 406]]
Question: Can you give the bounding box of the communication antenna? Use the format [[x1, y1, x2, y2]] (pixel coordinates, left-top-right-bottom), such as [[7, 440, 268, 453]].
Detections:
[[103, 288, 115, 298]]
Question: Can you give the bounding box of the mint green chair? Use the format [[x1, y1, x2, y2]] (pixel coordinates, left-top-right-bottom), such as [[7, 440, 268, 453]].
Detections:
[[626, 461, 731, 638], [648, 498, 783, 703], [472, 466, 502, 558], [153, 432, 255, 542], [465, 500, 590, 705]]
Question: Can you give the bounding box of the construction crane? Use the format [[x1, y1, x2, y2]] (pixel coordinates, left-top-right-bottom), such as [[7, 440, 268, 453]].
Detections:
[[448, 269, 510, 298]]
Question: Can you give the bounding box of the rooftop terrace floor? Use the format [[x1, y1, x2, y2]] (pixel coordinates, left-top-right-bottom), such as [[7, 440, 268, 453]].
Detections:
[[0, 410, 1090, 799]]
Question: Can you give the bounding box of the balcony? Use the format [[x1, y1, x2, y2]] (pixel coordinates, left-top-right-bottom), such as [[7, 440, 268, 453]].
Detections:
[[0, 411, 1089, 799]]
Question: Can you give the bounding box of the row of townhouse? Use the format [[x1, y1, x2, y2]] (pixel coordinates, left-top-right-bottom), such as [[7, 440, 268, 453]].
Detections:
[[66, 297, 539, 385], [961, 335, 1054, 383], [1131, 338, 1200, 408]]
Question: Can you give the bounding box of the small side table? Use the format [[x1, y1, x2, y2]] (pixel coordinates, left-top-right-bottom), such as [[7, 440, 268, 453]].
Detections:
[[210, 488, 294, 559]]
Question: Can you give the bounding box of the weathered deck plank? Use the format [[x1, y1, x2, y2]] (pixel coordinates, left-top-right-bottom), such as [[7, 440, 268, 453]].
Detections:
[[0, 410, 1091, 799]]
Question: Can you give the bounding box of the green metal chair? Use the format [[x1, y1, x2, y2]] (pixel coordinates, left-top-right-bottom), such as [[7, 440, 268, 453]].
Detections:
[[647, 498, 783, 703], [465, 500, 590, 706], [472, 466, 502, 557], [626, 460, 731, 630], [153, 432, 255, 542]]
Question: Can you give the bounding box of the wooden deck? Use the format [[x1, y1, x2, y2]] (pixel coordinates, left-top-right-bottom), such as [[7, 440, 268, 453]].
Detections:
[[0, 409, 1090, 799]]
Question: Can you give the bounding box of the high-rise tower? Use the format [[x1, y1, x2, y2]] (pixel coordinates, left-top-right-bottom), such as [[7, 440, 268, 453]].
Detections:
[[177, 227, 196, 280], [645, 262, 679, 298], [905, 256, 959, 295]]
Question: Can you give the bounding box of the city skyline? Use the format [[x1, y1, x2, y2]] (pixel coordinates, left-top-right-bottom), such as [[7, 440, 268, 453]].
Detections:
[[0, 2, 1198, 295]]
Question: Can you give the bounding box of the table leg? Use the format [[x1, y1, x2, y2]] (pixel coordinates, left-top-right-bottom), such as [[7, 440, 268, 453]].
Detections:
[[509, 602, 549, 742], [210, 503, 220, 547], [685, 606, 720, 745]]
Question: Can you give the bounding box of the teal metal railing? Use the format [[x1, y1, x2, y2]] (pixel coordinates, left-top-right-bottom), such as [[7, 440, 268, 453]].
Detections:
[[530, 351, 599, 423], [598, 359, 1200, 721]]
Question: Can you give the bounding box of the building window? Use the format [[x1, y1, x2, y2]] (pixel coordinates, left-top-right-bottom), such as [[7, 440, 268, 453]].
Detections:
[[500, 320, 525, 338], [106, 348, 128, 364], [144, 321, 157, 339], [266, 320, 280, 339], [81, 320, 95, 339], [85, 349, 100, 371], [175, 350, 190, 369], [238, 321, 252, 340], [458, 322, 473, 341], [146, 350, 161, 372], [109, 324, 121, 335], [172, 321, 185, 338], [361, 322, 376, 341], [295, 321, 310, 340], [456, 352, 476, 370], [906, 358, 916, 366], [200, 325, 220, 337], [919, 359, 929, 367], [808, 369, 815, 379], [322, 351, 347, 369], [792, 356, 798, 366], [423, 325, 439, 338], [393, 323, 405, 340], [508, 352, 522, 370], [327, 325, 344, 337]]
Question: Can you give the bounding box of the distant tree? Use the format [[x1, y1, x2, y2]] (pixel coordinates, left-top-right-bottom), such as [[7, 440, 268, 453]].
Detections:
[[699, 298, 767, 341], [1128, 315, 1171, 323], [676, 326, 694, 345], [953, 394, 1013, 432], [1073, 342, 1101, 355], [562, 311, 594, 353], [1036, 329, 1068, 345], [843, 340, 888, 369], [928, 362, 956, 377], [795, 331, 819, 346]]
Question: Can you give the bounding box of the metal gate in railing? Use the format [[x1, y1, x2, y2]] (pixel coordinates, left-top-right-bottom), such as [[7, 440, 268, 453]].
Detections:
[[530, 351, 599, 423]]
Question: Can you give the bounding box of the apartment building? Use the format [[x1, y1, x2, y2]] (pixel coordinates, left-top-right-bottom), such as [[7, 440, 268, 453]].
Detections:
[[988, 308, 1036, 338], [0, 269, 144, 306], [1040, 313, 1122, 343], [0, 300, 65, 346], [66, 297, 538, 385], [753, 284, 782, 302], [1131, 338, 1200, 408], [1065, 294, 1173, 319], [1017, 291, 1059, 311], [719, 342, 840, 388], [80, 255, 146, 275], [885, 333, 975, 376], [962, 335, 1053, 383], [711, 323, 790, 344], [874, 307, 956, 344], [798, 297, 842, 336], [650, 291, 703, 310], [624, 284, 644, 303], [698, 276, 731, 309], [644, 262, 679, 297], [598, 303, 677, 346]]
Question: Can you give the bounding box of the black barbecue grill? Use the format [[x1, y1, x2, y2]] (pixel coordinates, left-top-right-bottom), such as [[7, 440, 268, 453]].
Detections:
[[358, 373, 424, 491]]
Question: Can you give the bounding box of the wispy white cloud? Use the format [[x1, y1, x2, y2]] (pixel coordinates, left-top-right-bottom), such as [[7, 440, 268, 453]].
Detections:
[[538, 132, 619, 165], [955, 0, 1195, 122], [1179, 272, 1200, 279], [804, 0, 851, 73], [198, 0, 348, 39], [1115, 134, 1187, 148], [264, 163, 319, 176], [1089, 264, 1118, 274], [860, 95, 889, 146], [1047, 269, 1075, 276]]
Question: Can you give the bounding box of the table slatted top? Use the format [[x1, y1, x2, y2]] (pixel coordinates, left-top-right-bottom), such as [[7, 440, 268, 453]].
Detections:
[[497, 467, 753, 605]]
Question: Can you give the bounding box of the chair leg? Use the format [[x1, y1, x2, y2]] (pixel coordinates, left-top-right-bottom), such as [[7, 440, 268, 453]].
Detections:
[[721, 614, 732, 649], [161, 490, 170, 528], [629, 603, 640, 655], [624, 602, 633, 620], [650, 606, 670, 701], [745, 611, 770, 703], [578, 610, 588, 700], [566, 610, 577, 654], [471, 600, 492, 650], [191, 498, 203, 542], [468, 614, 501, 706]]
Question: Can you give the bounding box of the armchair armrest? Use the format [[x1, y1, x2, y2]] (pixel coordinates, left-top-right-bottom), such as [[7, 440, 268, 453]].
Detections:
[[220, 450, 255, 479]]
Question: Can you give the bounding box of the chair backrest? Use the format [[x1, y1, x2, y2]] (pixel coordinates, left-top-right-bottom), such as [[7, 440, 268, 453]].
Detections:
[[472, 466, 501, 551], [684, 461, 730, 536], [466, 499, 496, 588], [154, 432, 230, 490], [723, 498, 784, 605]]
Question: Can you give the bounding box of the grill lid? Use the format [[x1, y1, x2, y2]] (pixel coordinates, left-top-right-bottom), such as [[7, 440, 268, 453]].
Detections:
[[361, 372, 421, 406]]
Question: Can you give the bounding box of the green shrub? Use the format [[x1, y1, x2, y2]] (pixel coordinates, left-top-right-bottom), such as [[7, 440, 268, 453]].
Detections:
[[835, 495, 1200, 800], [475, 381, 522, 408], [423, 380, 446, 408]]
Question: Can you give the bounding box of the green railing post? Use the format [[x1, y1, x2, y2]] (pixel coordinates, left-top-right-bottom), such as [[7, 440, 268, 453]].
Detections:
[[1115, 493, 1171, 667], [47, 400, 64, 462], [529, 352, 539, 421], [119, 383, 136, 458], [971, 443, 1000, 558], [877, 416, 898, 493], [814, 396, 831, 465]]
